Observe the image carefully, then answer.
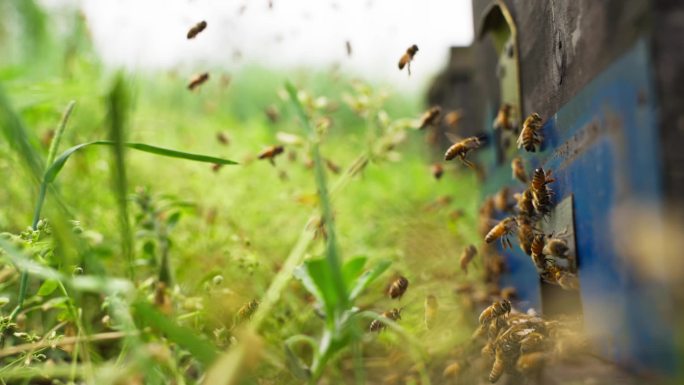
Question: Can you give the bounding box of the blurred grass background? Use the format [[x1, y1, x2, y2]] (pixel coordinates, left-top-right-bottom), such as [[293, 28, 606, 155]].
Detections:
[[0, 1, 482, 384]]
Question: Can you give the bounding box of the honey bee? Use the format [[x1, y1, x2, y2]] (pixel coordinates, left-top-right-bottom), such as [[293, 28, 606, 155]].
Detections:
[[324, 158, 341, 174], [531, 168, 555, 216], [494, 187, 514, 213], [154, 281, 172, 314], [492, 103, 514, 131], [517, 113, 543, 152], [479, 299, 512, 325], [264, 105, 280, 123], [444, 110, 463, 128], [419, 106, 441, 129], [257, 145, 284, 165], [516, 216, 535, 255], [398, 44, 419, 75], [187, 72, 210, 91], [485, 217, 517, 249], [489, 347, 506, 383], [444, 135, 483, 168], [211, 163, 223, 173], [530, 234, 546, 270], [449, 208, 465, 222], [388, 276, 409, 299], [216, 131, 230, 145], [431, 163, 444, 180], [424, 295, 438, 330], [235, 299, 259, 324], [515, 352, 546, 375], [542, 238, 569, 258], [345, 40, 352, 57], [186, 20, 207, 39], [511, 157, 528, 183], [442, 361, 462, 379], [514, 189, 535, 218], [459, 244, 478, 274], [519, 332, 546, 354], [500, 286, 517, 301], [454, 282, 473, 295], [369, 308, 402, 332]]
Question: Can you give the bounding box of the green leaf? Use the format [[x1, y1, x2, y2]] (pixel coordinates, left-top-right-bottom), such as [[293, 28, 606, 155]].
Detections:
[[293, 258, 342, 319], [341, 256, 367, 290], [348, 260, 391, 301], [132, 301, 218, 366], [0, 86, 44, 181], [37, 279, 59, 296]]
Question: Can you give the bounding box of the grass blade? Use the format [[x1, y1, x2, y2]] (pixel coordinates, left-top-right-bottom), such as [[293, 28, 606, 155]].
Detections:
[[132, 301, 218, 366], [0, 85, 44, 182]]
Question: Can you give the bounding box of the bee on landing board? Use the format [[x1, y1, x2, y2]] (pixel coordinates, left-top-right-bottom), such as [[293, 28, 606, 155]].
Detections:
[[388, 276, 409, 299], [187, 72, 209, 91], [478, 299, 512, 325], [517, 112, 543, 152], [186, 20, 207, 39], [398, 44, 419, 75], [531, 168, 555, 216], [444, 134, 483, 169], [485, 217, 517, 249], [418, 106, 441, 129], [258, 145, 284, 165], [369, 308, 402, 332], [459, 244, 478, 274], [511, 157, 528, 183]]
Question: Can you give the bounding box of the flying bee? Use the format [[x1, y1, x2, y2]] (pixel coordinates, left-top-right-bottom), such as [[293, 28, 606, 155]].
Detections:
[[186, 20, 207, 39], [419, 106, 441, 129], [324, 158, 341, 174], [444, 134, 483, 168], [500, 286, 518, 301], [517, 113, 543, 152], [459, 244, 478, 274], [345, 40, 352, 57], [449, 208, 465, 222], [187, 72, 209, 91], [369, 308, 402, 332], [388, 276, 409, 299], [485, 217, 517, 249], [398, 44, 419, 75], [431, 163, 444, 180], [216, 131, 230, 145], [479, 299, 512, 325], [530, 234, 546, 270], [264, 105, 280, 123], [516, 216, 536, 255], [444, 110, 464, 129], [235, 299, 259, 325], [492, 103, 514, 131], [494, 187, 514, 213], [424, 295, 438, 330], [211, 163, 223, 173], [511, 157, 528, 183], [257, 145, 284, 165], [543, 238, 569, 258]]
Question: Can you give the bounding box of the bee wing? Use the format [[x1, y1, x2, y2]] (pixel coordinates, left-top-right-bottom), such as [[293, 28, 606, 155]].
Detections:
[[445, 132, 462, 144]]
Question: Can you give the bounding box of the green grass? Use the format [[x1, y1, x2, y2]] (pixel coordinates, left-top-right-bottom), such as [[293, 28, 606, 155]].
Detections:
[[0, 3, 481, 384]]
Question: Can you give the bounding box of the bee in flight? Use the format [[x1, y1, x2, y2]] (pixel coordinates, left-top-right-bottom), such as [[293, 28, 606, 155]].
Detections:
[[188, 72, 209, 91], [517, 112, 543, 152], [258, 145, 285, 165], [443, 110, 463, 129], [398, 44, 419, 75], [459, 244, 478, 274], [492, 103, 514, 131], [419, 106, 441, 129], [388, 276, 409, 299], [186, 20, 207, 39], [234, 299, 259, 326], [369, 308, 402, 332], [431, 163, 444, 180], [511, 157, 528, 183], [345, 40, 352, 57], [485, 217, 517, 249], [444, 133, 484, 169]]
